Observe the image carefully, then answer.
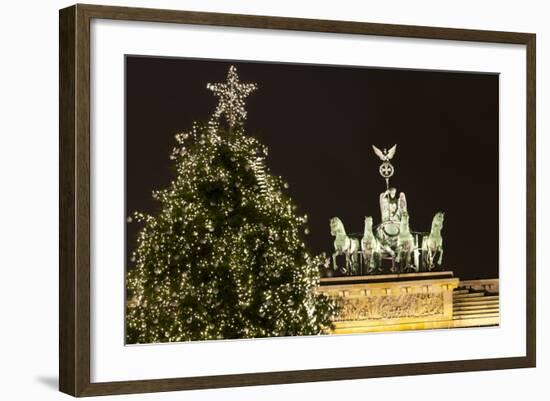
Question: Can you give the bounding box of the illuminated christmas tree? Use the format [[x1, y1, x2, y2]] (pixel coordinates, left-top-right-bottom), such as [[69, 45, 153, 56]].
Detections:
[[126, 66, 337, 343]]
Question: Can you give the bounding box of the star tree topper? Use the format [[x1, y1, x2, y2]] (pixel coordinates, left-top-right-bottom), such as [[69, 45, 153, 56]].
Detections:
[[207, 65, 257, 128]]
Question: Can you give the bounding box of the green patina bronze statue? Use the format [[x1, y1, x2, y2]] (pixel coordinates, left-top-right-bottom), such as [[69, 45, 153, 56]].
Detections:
[[422, 212, 445, 270], [330, 217, 360, 274], [361, 216, 381, 273], [329, 144, 445, 275]]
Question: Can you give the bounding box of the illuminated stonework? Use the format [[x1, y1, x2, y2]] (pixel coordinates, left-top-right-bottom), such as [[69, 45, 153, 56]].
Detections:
[[335, 293, 444, 321], [318, 272, 499, 334]]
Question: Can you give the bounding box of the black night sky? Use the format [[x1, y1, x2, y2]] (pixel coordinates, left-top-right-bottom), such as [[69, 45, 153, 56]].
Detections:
[[125, 56, 499, 280]]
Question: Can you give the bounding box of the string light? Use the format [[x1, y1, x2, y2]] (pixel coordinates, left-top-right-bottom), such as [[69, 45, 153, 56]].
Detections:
[[207, 65, 257, 129], [126, 66, 338, 344]]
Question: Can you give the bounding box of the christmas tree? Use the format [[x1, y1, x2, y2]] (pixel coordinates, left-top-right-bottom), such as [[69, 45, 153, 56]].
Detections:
[[126, 66, 338, 343]]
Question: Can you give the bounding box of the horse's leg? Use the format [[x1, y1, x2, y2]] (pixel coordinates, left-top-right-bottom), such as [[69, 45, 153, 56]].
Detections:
[[421, 248, 428, 270], [421, 238, 427, 270], [354, 241, 361, 274], [389, 251, 396, 272], [395, 251, 400, 272], [332, 251, 338, 270], [411, 252, 418, 272], [395, 251, 400, 271], [370, 252, 375, 273], [437, 247, 443, 266], [428, 247, 435, 270], [383, 244, 395, 258], [350, 241, 359, 273], [425, 247, 431, 270], [365, 252, 372, 273], [376, 252, 382, 271]]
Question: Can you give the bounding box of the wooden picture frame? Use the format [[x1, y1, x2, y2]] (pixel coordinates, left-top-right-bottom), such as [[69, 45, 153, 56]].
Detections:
[[59, 3, 536, 397]]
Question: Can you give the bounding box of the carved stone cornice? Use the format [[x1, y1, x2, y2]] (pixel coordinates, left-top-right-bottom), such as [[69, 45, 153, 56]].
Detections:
[[335, 293, 444, 321]]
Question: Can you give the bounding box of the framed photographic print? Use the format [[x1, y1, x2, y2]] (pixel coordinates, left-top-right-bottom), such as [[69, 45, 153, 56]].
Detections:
[[59, 4, 536, 397]]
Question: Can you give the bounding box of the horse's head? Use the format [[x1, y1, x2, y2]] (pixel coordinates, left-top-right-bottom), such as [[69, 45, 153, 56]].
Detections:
[[330, 217, 344, 236], [434, 212, 445, 227], [364, 216, 374, 231], [399, 211, 410, 232]]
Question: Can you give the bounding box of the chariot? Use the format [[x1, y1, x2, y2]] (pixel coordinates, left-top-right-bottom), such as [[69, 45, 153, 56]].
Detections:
[[329, 144, 444, 276]]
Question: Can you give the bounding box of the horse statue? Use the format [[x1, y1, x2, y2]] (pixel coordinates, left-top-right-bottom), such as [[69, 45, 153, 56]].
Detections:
[[330, 217, 360, 274], [396, 212, 416, 271], [361, 216, 381, 273], [422, 212, 444, 270]]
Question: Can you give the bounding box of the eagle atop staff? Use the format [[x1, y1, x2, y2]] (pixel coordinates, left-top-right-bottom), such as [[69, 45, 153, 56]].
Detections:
[[372, 144, 397, 162]]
